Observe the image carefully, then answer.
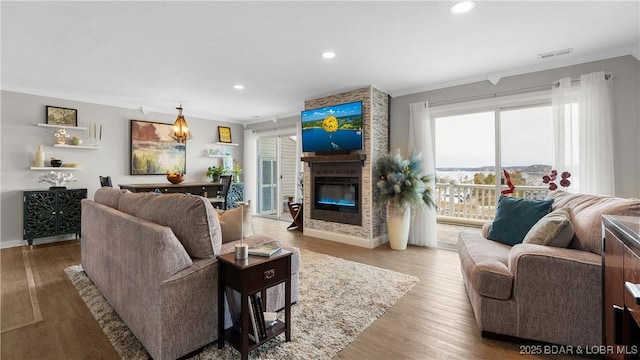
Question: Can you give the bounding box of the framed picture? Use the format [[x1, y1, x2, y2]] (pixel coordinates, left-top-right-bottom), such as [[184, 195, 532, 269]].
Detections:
[[46, 106, 77, 127], [222, 157, 233, 171], [218, 126, 232, 143], [130, 120, 186, 175]]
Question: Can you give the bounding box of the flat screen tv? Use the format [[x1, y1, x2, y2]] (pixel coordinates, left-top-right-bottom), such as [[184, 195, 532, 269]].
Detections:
[[301, 101, 363, 153]]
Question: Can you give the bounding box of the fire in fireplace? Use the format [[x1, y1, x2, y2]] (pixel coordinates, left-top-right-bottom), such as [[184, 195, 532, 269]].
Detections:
[[314, 177, 358, 213]]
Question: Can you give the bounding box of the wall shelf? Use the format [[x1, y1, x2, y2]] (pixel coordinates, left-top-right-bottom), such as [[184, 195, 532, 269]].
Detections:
[[207, 154, 232, 158], [37, 123, 87, 131], [30, 167, 82, 171], [53, 144, 99, 150], [215, 142, 239, 146]]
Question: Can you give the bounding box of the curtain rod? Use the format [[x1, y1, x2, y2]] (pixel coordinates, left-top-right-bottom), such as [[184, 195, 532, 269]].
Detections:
[[428, 84, 551, 108], [552, 72, 612, 87], [429, 72, 614, 108]]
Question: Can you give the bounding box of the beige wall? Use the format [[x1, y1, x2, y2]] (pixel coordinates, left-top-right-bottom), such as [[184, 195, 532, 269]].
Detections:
[[389, 55, 640, 198], [0, 91, 243, 248]]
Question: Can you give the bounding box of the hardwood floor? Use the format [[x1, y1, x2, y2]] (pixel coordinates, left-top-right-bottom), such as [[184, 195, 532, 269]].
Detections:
[[1, 217, 589, 359]]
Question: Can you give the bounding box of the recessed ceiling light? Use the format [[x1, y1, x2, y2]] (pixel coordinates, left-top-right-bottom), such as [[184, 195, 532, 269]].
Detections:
[[233, 84, 244, 90], [450, 0, 475, 14], [322, 51, 336, 59]]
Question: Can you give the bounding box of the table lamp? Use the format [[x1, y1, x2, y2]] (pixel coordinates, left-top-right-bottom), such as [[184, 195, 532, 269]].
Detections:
[[234, 201, 250, 260]]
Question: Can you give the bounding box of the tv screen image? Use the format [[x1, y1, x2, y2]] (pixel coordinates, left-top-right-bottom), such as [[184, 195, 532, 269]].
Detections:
[[301, 101, 363, 152]]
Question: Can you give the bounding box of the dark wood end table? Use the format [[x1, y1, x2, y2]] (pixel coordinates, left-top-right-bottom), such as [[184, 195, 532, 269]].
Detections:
[[217, 250, 292, 360]]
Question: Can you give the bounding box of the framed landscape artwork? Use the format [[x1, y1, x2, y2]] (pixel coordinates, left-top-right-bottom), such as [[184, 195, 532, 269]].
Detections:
[[218, 126, 232, 143], [130, 120, 186, 175], [46, 106, 77, 126]]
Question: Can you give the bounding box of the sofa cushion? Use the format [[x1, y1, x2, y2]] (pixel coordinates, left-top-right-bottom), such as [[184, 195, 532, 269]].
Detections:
[[523, 207, 574, 248], [488, 196, 553, 246], [94, 187, 130, 209], [118, 192, 222, 258], [216, 202, 255, 243], [457, 231, 514, 300], [547, 191, 640, 254]]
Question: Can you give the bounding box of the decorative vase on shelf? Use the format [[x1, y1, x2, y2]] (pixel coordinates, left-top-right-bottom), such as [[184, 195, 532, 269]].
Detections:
[[386, 202, 411, 251], [34, 145, 45, 167]]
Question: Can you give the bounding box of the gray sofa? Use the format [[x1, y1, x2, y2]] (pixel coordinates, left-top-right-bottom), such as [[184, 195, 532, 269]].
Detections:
[[457, 191, 640, 347], [81, 187, 300, 360]]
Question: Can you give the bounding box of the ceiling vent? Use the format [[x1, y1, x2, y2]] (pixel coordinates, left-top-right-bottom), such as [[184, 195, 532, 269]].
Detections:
[[538, 48, 574, 60]]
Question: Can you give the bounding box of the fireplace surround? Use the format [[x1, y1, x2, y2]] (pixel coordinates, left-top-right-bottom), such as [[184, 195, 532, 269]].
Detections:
[[301, 85, 389, 249]]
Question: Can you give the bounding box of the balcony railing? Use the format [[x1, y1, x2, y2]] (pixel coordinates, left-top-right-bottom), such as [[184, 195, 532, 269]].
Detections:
[[434, 183, 550, 225]]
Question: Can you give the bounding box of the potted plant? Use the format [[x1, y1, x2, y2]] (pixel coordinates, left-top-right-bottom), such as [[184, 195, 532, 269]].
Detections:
[[375, 149, 434, 250], [207, 165, 225, 182], [232, 160, 242, 183]]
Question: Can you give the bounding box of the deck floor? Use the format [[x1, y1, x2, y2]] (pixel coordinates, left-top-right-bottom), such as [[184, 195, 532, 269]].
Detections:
[[437, 222, 482, 247]]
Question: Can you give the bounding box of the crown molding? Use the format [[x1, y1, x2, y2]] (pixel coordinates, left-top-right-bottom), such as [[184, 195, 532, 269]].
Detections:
[[391, 47, 638, 97]]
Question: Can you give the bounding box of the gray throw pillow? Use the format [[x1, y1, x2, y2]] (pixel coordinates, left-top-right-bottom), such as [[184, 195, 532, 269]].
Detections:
[[522, 207, 574, 247]]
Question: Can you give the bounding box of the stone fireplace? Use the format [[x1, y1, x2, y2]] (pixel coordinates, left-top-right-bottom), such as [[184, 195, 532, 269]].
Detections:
[[310, 162, 362, 226], [302, 86, 389, 249]]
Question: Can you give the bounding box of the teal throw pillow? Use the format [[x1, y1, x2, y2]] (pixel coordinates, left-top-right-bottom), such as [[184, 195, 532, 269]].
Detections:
[[488, 196, 554, 246]]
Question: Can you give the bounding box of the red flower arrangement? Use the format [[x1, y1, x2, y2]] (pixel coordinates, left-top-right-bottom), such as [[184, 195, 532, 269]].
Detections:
[[542, 169, 571, 190]]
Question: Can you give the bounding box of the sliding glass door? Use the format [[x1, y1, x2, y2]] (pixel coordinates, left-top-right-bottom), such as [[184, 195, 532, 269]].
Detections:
[[433, 103, 553, 246]]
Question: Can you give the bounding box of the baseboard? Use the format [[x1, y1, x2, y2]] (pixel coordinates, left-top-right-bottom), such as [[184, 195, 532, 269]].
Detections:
[[1, 235, 78, 249], [303, 228, 374, 248], [1, 239, 26, 249]]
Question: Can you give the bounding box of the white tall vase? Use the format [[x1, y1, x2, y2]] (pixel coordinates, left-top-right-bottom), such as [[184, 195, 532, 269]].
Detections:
[[34, 145, 44, 167], [386, 202, 411, 250]]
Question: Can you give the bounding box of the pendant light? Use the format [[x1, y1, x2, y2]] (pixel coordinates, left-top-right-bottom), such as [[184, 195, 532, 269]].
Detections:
[[169, 104, 192, 143]]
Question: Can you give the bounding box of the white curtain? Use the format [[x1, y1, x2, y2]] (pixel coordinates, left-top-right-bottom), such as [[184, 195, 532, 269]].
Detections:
[[551, 71, 615, 195], [243, 128, 257, 214], [551, 78, 579, 189], [407, 101, 437, 247], [579, 72, 615, 195]]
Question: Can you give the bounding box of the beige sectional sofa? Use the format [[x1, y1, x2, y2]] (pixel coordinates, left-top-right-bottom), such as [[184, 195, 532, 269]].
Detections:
[[457, 191, 640, 347], [81, 187, 300, 360]]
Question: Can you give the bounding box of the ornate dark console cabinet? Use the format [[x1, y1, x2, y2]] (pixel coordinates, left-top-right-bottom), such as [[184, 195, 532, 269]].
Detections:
[[23, 188, 87, 247]]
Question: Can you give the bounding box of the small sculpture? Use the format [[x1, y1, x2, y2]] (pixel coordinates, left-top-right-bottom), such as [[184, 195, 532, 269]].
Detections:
[[38, 171, 78, 189], [54, 129, 70, 144]]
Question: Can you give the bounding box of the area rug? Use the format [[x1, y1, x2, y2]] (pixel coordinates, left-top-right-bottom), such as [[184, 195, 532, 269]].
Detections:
[[65, 249, 419, 359]]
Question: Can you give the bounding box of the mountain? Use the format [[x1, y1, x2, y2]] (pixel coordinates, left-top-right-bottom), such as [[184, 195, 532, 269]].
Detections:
[[436, 164, 551, 173]]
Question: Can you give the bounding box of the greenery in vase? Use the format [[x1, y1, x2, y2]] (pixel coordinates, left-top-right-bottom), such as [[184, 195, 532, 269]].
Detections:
[[375, 149, 435, 210], [232, 160, 242, 179], [206, 165, 225, 178]]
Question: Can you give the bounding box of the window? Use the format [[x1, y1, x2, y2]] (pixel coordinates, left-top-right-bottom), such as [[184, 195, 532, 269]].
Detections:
[[433, 93, 554, 221]]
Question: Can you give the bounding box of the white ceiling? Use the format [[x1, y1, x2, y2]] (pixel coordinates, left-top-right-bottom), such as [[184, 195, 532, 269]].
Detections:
[[2, 1, 639, 124]]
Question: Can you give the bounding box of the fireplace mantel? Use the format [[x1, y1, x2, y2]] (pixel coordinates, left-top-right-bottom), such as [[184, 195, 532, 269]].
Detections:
[[301, 153, 366, 165]]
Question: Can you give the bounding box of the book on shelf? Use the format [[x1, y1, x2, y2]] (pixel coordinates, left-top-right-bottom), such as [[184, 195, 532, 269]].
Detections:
[[247, 295, 261, 342], [253, 293, 268, 338], [248, 241, 282, 257], [226, 287, 262, 342]]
